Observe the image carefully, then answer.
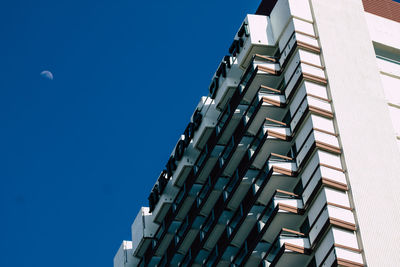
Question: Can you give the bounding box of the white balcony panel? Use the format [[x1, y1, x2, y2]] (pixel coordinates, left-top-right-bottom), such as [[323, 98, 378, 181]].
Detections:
[[192, 97, 219, 151], [301, 63, 325, 79], [296, 33, 319, 48], [172, 144, 200, 187], [303, 81, 328, 100], [320, 165, 346, 184], [318, 150, 342, 169], [192, 116, 217, 151], [331, 227, 360, 252], [219, 105, 247, 145], [131, 207, 158, 257], [270, 0, 292, 47], [324, 188, 351, 209], [309, 113, 335, 133], [292, 18, 315, 38], [298, 49, 322, 67], [236, 15, 276, 70], [287, 0, 313, 22], [314, 130, 339, 148], [335, 247, 364, 265], [214, 63, 243, 111], [152, 182, 179, 224], [307, 95, 331, 112], [302, 162, 347, 205], [327, 205, 355, 225]]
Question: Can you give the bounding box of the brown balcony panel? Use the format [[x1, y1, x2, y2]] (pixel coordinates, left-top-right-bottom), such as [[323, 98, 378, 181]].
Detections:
[[261, 84, 281, 93], [321, 177, 348, 191], [272, 166, 297, 177], [297, 41, 321, 53], [303, 72, 327, 85], [316, 141, 341, 154], [262, 97, 285, 107], [329, 217, 357, 231], [258, 65, 279, 75], [337, 257, 365, 267], [309, 105, 334, 119], [268, 130, 290, 141]]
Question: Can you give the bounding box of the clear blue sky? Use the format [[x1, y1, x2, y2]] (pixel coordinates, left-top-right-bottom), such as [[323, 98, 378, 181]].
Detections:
[[0, 0, 260, 266]]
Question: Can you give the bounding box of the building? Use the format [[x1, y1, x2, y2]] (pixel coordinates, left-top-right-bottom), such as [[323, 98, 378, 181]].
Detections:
[[114, 0, 400, 266]]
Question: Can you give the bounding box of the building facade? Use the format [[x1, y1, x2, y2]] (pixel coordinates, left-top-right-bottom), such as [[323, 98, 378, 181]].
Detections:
[[114, 0, 400, 266]]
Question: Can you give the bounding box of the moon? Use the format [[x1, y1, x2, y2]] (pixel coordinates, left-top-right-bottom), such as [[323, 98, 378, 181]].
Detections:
[[40, 70, 53, 80]]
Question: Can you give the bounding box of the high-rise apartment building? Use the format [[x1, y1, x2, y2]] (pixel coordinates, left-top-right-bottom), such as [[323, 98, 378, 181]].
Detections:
[[114, 0, 400, 266]]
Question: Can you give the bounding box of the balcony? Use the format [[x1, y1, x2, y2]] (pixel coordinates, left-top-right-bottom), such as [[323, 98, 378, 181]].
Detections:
[[232, 14, 276, 70], [307, 189, 355, 246], [240, 56, 281, 105], [212, 59, 243, 112], [260, 190, 304, 243], [192, 97, 220, 151], [259, 229, 311, 267], [314, 226, 363, 267], [172, 143, 200, 188], [300, 150, 347, 205], [130, 207, 158, 258]]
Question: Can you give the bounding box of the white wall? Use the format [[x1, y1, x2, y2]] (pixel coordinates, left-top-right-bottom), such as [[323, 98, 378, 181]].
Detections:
[[309, 0, 400, 265]]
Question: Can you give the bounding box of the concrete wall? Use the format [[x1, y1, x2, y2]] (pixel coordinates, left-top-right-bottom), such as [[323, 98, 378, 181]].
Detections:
[[309, 0, 400, 265]]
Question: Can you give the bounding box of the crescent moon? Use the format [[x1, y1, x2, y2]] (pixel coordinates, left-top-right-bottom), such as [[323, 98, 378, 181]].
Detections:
[[40, 70, 54, 80]]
